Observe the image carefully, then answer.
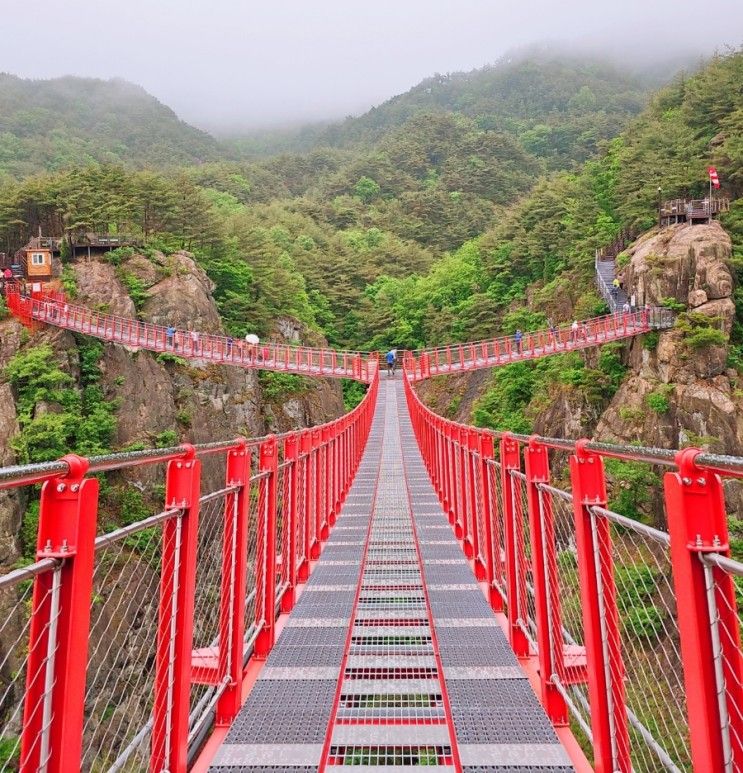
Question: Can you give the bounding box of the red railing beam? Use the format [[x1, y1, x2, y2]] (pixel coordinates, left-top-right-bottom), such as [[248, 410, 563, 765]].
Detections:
[[215, 440, 251, 726], [665, 448, 743, 771], [568, 441, 630, 773], [255, 435, 278, 660], [151, 445, 202, 773], [524, 437, 568, 725], [500, 433, 529, 658], [20, 455, 98, 773]]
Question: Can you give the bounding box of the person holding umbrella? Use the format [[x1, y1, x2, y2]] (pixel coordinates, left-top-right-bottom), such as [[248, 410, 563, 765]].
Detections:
[[245, 332, 259, 362]]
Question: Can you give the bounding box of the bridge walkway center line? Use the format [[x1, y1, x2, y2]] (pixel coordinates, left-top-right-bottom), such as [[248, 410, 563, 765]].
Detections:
[[207, 374, 574, 772]]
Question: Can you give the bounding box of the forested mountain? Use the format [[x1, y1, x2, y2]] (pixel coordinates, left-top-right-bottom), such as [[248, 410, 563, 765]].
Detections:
[[1, 51, 740, 358], [0, 74, 221, 176], [0, 47, 741, 538], [228, 52, 663, 169]]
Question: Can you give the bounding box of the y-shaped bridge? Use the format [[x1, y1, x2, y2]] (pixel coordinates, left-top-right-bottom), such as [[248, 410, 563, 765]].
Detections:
[[0, 290, 740, 773]]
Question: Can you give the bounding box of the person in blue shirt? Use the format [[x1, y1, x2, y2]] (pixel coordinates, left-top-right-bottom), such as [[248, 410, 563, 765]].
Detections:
[[514, 329, 523, 354], [385, 349, 397, 376], [166, 325, 176, 349]]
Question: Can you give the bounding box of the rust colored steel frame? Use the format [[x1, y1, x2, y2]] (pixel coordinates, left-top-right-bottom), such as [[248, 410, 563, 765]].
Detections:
[[402, 363, 743, 772], [10, 369, 378, 773]]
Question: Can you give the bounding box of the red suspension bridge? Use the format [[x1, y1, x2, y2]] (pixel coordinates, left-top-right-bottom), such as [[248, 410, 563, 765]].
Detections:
[[0, 290, 740, 773]]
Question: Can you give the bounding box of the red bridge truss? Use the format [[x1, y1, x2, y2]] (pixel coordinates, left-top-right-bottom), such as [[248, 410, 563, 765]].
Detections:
[[0, 288, 739, 773]]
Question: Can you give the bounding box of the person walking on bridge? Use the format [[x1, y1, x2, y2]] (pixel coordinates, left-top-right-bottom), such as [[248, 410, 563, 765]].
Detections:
[[514, 329, 523, 354], [385, 349, 397, 377]]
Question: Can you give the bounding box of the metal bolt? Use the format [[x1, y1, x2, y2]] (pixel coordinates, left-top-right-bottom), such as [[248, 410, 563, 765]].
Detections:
[[682, 477, 693, 486], [56, 483, 66, 492], [713, 535, 721, 546], [44, 539, 52, 552], [588, 457, 595, 464], [697, 477, 706, 486], [70, 483, 80, 492], [695, 534, 703, 546], [176, 462, 183, 469], [60, 539, 69, 553]]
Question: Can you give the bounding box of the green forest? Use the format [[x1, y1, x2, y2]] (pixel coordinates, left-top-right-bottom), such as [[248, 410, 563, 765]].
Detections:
[[1, 49, 742, 435]]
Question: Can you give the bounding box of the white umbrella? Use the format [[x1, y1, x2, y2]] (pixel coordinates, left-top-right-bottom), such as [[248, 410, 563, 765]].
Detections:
[[245, 333, 260, 344]]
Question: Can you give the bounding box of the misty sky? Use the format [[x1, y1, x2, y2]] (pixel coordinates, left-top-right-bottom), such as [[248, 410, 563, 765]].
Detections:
[[1, 0, 741, 132]]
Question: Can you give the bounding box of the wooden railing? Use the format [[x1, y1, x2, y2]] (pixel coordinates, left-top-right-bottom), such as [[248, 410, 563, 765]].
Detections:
[[660, 197, 730, 220]]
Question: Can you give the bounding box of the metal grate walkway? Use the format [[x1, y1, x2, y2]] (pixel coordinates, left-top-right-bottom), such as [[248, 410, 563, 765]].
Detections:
[[209, 377, 574, 772]]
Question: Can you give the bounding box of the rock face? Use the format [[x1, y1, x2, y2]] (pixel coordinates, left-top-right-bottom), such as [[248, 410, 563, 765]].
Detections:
[[418, 222, 742, 510], [597, 222, 741, 460], [0, 251, 346, 564], [625, 222, 734, 309]]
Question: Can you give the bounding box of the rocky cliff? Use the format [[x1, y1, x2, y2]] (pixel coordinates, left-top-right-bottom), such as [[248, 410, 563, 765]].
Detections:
[[417, 221, 742, 515], [0, 250, 345, 565]]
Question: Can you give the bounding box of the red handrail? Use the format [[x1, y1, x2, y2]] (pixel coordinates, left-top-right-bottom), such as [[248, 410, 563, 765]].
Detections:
[[402, 362, 743, 772], [0, 368, 379, 772], [4, 289, 377, 383]]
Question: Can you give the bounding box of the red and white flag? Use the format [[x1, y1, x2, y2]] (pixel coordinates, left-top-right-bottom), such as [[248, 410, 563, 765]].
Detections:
[[708, 166, 721, 189]]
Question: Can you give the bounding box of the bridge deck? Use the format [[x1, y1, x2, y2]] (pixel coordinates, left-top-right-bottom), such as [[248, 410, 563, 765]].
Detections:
[[209, 376, 573, 772]]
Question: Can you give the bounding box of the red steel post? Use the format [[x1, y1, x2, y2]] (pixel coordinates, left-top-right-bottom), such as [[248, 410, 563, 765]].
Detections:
[[312, 428, 323, 556], [569, 442, 630, 773], [500, 433, 529, 657], [478, 433, 502, 609], [255, 435, 278, 659], [665, 448, 743, 771], [321, 426, 331, 537], [151, 446, 202, 773], [524, 437, 567, 725], [20, 455, 98, 773], [216, 440, 250, 725], [297, 430, 313, 583], [463, 431, 478, 561]]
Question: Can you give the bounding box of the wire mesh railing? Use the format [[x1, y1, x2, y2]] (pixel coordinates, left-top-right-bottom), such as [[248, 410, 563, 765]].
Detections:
[[0, 559, 61, 772], [81, 510, 174, 771], [0, 367, 379, 772], [403, 361, 743, 772], [699, 550, 743, 770]]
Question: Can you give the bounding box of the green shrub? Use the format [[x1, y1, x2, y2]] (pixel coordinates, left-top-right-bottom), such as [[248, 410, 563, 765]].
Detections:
[[104, 246, 137, 266], [616, 564, 658, 606], [156, 352, 187, 367], [661, 297, 686, 312], [116, 269, 148, 309], [0, 736, 21, 768], [618, 406, 644, 422], [259, 371, 311, 401], [20, 500, 40, 559], [342, 379, 366, 411], [604, 459, 660, 522], [155, 430, 179, 448], [4, 342, 117, 464], [61, 265, 78, 298], [623, 604, 664, 642], [645, 390, 670, 414], [176, 410, 192, 428], [687, 326, 726, 349], [643, 331, 659, 351], [557, 549, 577, 571], [0, 295, 7, 320]]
